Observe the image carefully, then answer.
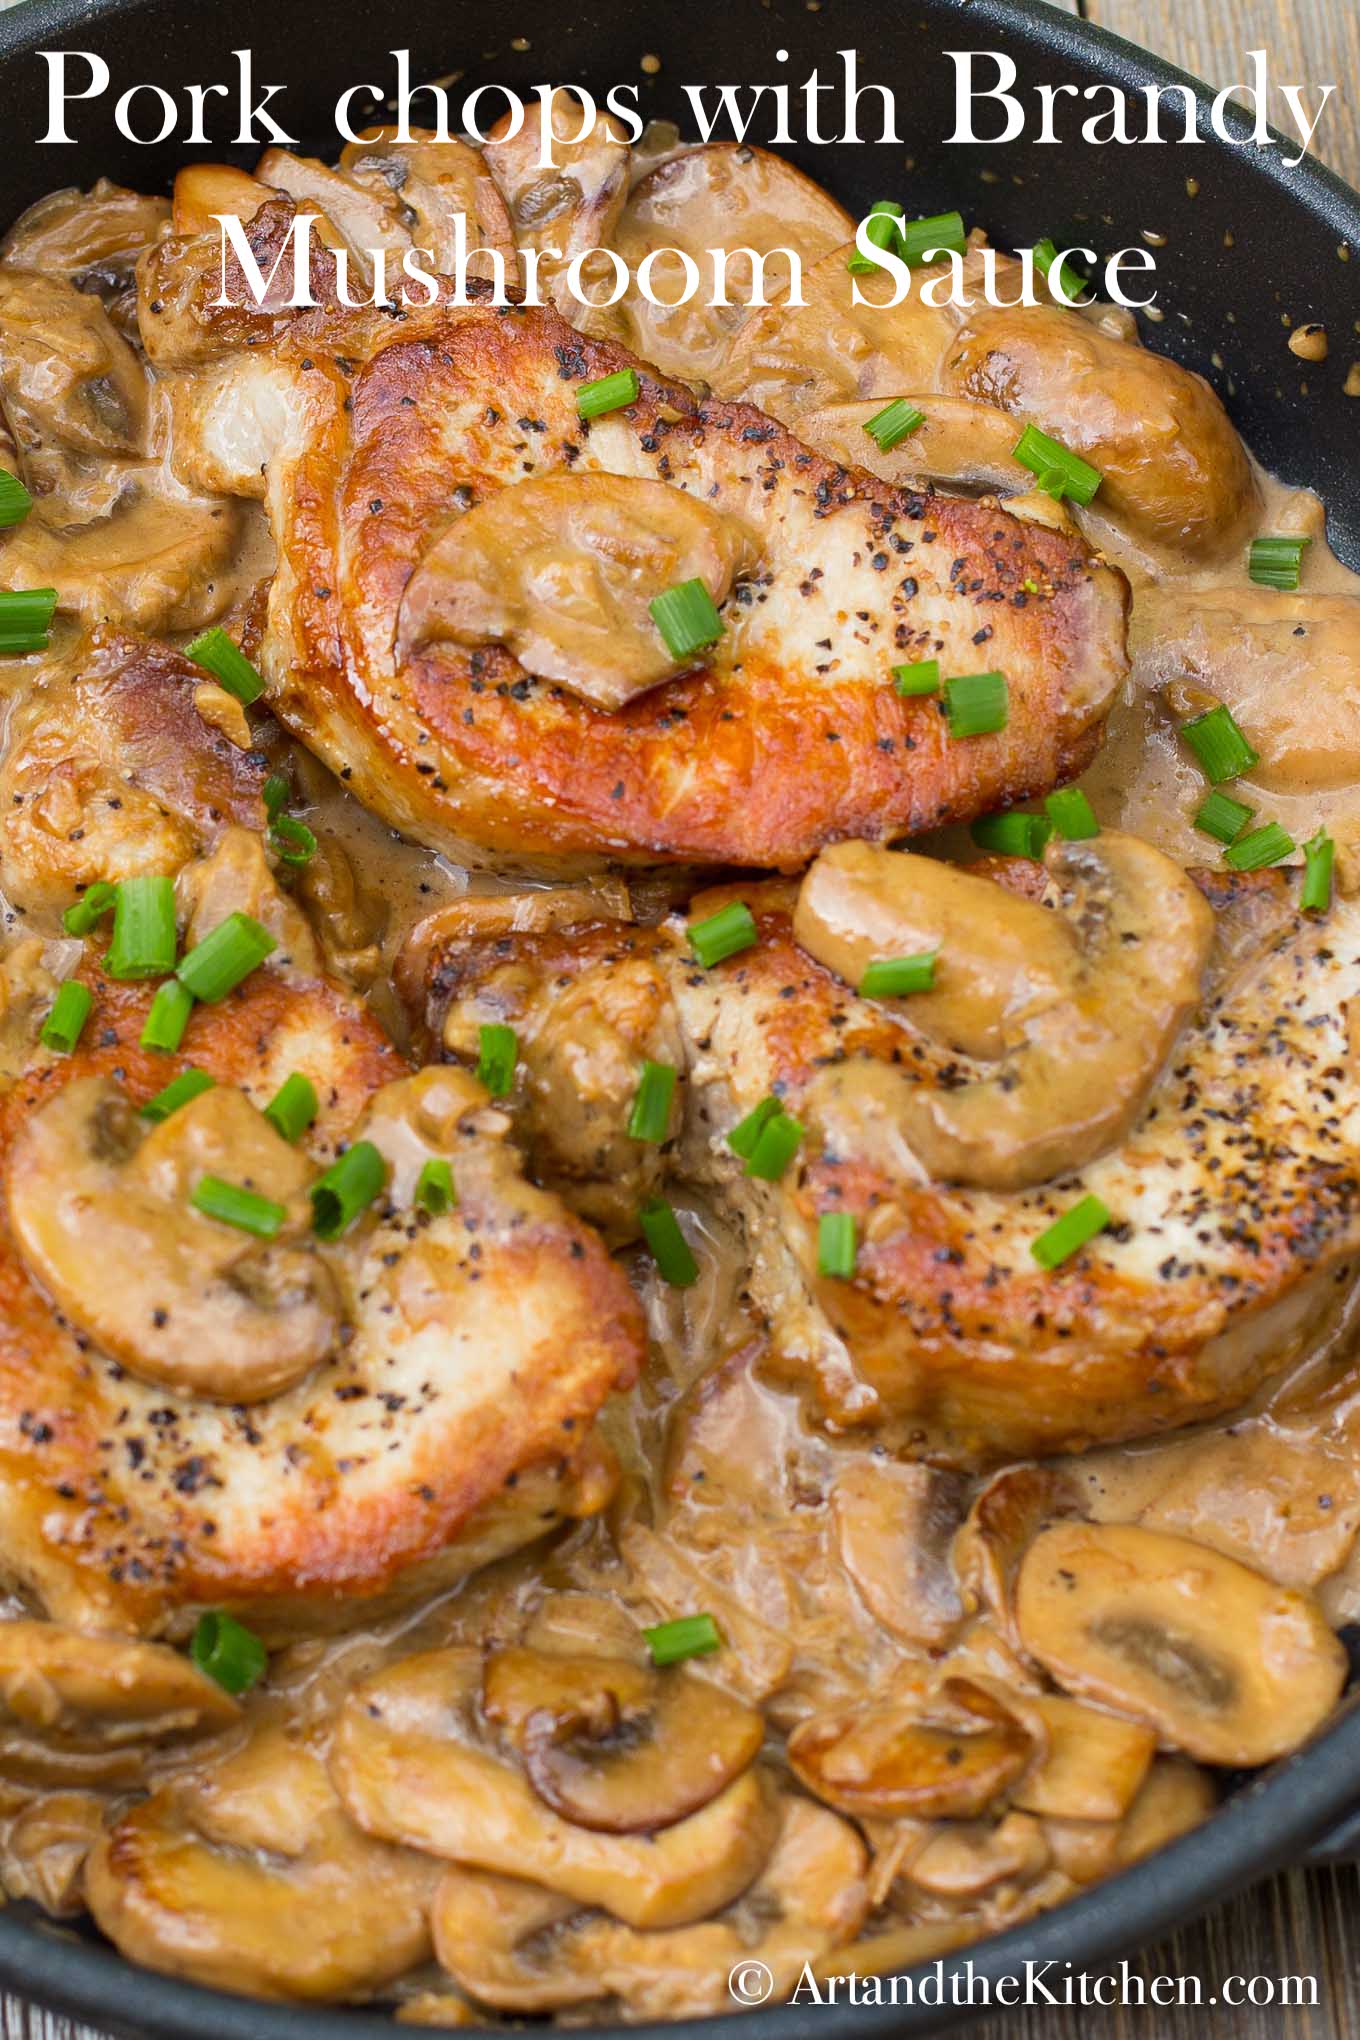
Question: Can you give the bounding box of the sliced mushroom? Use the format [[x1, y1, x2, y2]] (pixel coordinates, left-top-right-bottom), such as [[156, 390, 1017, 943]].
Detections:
[[1114, 1757, 1216, 1866], [0, 1789, 109, 1914], [830, 1459, 966, 1647], [952, 1465, 1088, 1640], [6, 1076, 340, 1402], [482, 1645, 763, 1833], [0, 1621, 237, 1749], [172, 163, 272, 237], [1014, 1523, 1348, 1766], [254, 148, 411, 286], [787, 1676, 1035, 1820], [398, 473, 752, 710], [797, 833, 1214, 1191], [339, 129, 517, 283], [86, 1726, 436, 2000], [483, 95, 628, 310], [430, 1866, 598, 2012], [905, 1810, 1051, 1900], [1007, 1693, 1155, 1821], [796, 396, 1029, 497], [330, 1648, 779, 1927], [1, 179, 169, 335]]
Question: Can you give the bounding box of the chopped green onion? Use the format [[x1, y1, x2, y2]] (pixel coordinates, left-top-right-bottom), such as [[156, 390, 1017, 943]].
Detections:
[[475, 1022, 518, 1098], [650, 578, 724, 661], [190, 1611, 267, 1696], [62, 881, 117, 939], [183, 626, 265, 706], [745, 1109, 803, 1182], [863, 399, 925, 454], [414, 1156, 456, 1216], [1194, 789, 1255, 846], [176, 912, 276, 1003], [1031, 1193, 1111, 1270], [1225, 820, 1296, 872], [263, 1071, 318, 1143], [899, 210, 967, 268], [40, 980, 91, 1054], [893, 658, 939, 697], [847, 198, 905, 274], [262, 772, 291, 820], [141, 1068, 215, 1123], [140, 978, 195, 1055], [311, 1140, 387, 1239], [1248, 535, 1310, 591], [860, 952, 938, 999], [643, 1613, 722, 1667], [1032, 236, 1089, 303], [945, 671, 1009, 739], [269, 813, 317, 866], [627, 1060, 677, 1144], [0, 587, 57, 654], [818, 1211, 857, 1280], [971, 811, 1051, 859], [638, 1197, 699, 1288], [191, 1174, 286, 1239], [1044, 788, 1100, 840], [727, 1095, 782, 1161], [1180, 704, 1259, 785], [1013, 424, 1102, 506], [576, 367, 639, 420], [0, 470, 32, 528], [1301, 828, 1334, 914], [688, 900, 757, 969], [105, 876, 177, 981]]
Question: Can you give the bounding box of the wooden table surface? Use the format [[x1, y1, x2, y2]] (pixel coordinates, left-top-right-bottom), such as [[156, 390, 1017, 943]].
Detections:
[[0, 0, 1358, 2035]]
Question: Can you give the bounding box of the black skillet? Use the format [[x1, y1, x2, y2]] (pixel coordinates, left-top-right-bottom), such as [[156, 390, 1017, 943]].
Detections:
[[0, 0, 1358, 2032]]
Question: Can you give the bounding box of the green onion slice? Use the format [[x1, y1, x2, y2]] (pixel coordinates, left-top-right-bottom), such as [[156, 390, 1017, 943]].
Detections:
[[1301, 828, 1334, 915], [627, 1060, 677, 1144], [893, 658, 940, 697], [727, 1095, 782, 1161], [475, 1022, 518, 1098], [863, 399, 925, 454], [650, 579, 724, 661], [105, 875, 177, 981], [1031, 1193, 1111, 1270], [1180, 704, 1259, 785], [818, 1210, 857, 1280], [1194, 789, 1255, 845], [1224, 820, 1296, 872], [1032, 235, 1090, 303], [643, 1613, 722, 1667], [140, 977, 195, 1055], [847, 198, 905, 273], [0, 587, 57, 654], [40, 980, 92, 1055], [1013, 424, 1102, 505], [176, 912, 277, 1003], [1248, 535, 1310, 591], [414, 1156, 456, 1216], [183, 626, 265, 705], [576, 367, 640, 420], [311, 1140, 387, 1239], [190, 1611, 267, 1696], [0, 470, 33, 529], [638, 1197, 699, 1288], [971, 811, 1051, 859], [62, 881, 117, 939], [860, 952, 938, 998], [262, 772, 291, 820], [191, 1174, 287, 1239], [1044, 788, 1099, 840], [745, 1109, 803, 1182], [899, 209, 967, 268], [141, 1068, 215, 1123], [944, 671, 1009, 739], [263, 1071, 318, 1143], [269, 814, 317, 866], [688, 900, 757, 969]]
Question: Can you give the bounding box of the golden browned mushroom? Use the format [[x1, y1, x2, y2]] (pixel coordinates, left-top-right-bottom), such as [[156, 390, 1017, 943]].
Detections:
[[482, 1645, 764, 1833], [1114, 1757, 1217, 1865], [339, 129, 517, 283], [1005, 1693, 1156, 1821], [176, 826, 321, 975], [1, 178, 170, 338], [952, 1466, 1087, 1641], [1, 1789, 109, 1913], [397, 474, 752, 711], [904, 1810, 1052, 1900], [86, 1726, 437, 2000], [1014, 1523, 1348, 1766], [171, 164, 272, 237], [329, 1647, 779, 1927], [484, 94, 629, 311], [796, 396, 1030, 497], [830, 1460, 966, 1647], [253, 148, 411, 286], [796, 832, 1214, 1191], [6, 1077, 339, 1402], [430, 1866, 599, 2013], [787, 1676, 1035, 1820]]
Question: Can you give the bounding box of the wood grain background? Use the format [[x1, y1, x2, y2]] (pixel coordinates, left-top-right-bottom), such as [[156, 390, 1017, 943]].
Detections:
[[0, 0, 1358, 2034]]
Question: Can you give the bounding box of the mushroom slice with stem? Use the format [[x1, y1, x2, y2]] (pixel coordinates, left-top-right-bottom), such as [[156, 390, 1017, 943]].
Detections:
[[86, 1725, 437, 2000], [830, 1459, 966, 1648], [1, 179, 170, 336], [1, 1789, 110, 1914], [481, 1645, 764, 1834], [339, 129, 517, 284], [786, 1676, 1036, 1821], [330, 1647, 779, 1928], [253, 148, 412, 287], [6, 1076, 340, 1403], [430, 1866, 600, 2013], [397, 474, 752, 712], [1015, 1523, 1348, 1767], [952, 1466, 1087, 1643], [482, 94, 627, 309]]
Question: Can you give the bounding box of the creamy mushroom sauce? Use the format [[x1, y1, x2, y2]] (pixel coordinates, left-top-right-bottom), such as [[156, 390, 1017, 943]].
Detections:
[[0, 117, 1357, 2021]]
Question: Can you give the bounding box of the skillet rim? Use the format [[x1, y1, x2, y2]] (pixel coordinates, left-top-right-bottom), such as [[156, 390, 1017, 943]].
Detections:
[[0, 0, 1357, 2031]]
